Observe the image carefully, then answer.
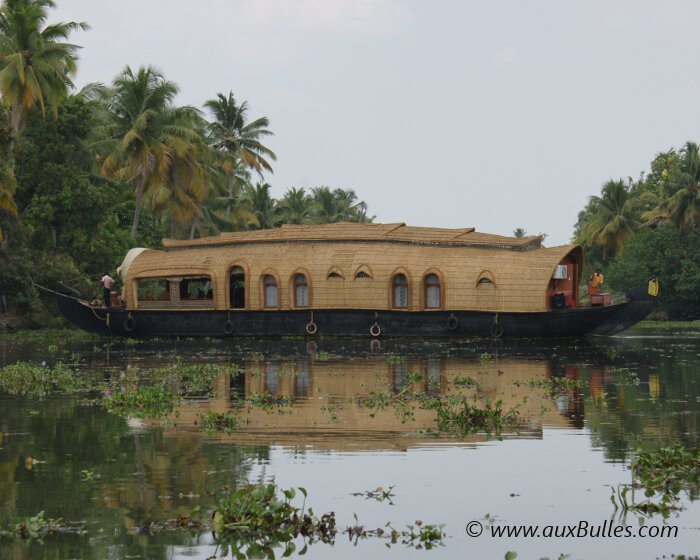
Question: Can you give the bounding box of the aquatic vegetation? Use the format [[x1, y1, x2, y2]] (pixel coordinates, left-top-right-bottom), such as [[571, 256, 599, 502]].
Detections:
[[155, 363, 241, 397], [394, 520, 445, 550], [105, 383, 175, 418], [198, 411, 248, 434], [453, 375, 477, 387], [0, 329, 98, 343], [610, 485, 679, 517], [212, 484, 335, 558], [320, 404, 339, 423], [0, 511, 85, 542], [246, 392, 293, 412], [611, 446, 700, 518], [634, 446, 700, 500], [0, 362, 90, 396], [512, 376, 586, 391], [104, 362, 241, 418], [385, 354, 403, 364], [345, 517, 445, 550], [362, 389, 416, 424], [479, 352, 492, 365], [426, 397, 520, 437], [351, 485, 395, 504]]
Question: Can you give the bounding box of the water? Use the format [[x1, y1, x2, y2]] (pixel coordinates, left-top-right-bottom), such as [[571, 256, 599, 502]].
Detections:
[[1, 327, 699, 559]]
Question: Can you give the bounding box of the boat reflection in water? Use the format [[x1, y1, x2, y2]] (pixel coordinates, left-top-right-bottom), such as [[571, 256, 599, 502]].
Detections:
[[141, 353, 586, 449]]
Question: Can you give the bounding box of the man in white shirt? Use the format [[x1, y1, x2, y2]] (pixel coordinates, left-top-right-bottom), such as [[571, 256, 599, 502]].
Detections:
[[101, 272, 114, 308]]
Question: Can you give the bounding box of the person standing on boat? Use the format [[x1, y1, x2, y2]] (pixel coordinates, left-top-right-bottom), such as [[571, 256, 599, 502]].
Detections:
[[101, 272, 114, 308], [588, 268, 603, 296]]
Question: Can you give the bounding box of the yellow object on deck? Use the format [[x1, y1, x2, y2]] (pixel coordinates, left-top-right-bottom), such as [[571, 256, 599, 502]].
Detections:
[[648, 278, 659, 297]]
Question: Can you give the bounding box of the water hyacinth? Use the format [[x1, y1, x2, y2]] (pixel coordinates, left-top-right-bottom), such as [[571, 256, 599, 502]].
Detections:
[[0, 362, 91, 397]]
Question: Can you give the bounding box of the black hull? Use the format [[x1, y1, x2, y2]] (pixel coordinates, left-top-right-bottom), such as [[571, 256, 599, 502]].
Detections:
[[56, 284, 654, 338]]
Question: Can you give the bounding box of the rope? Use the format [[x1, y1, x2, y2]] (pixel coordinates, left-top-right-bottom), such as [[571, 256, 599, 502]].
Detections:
[[31, 281, 85, 302], [31, 280, 109, 323]]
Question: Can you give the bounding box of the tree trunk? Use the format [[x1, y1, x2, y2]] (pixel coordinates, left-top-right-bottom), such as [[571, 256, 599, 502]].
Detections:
[[189, 224, 195, 240], [130, 176, 144, 238], [225, 175, 233, 221], [11, 98, 22, 133]]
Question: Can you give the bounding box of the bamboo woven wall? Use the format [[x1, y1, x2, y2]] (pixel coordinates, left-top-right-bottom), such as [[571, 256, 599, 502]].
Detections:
[[121, 225, 582, 313]]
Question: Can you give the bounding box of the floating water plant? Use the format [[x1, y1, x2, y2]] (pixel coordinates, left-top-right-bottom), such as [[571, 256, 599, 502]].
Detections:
[[105, 383, 175, 418], [426, 397, 520, 437], [351, 485, 395, 504], [0, 362, 90, 397], [212, 484, 335, 558], [198, 411, 247, 434], [634, 445, 700, 500], [0, 511, 85, 542], [611, 446, 700, 518]]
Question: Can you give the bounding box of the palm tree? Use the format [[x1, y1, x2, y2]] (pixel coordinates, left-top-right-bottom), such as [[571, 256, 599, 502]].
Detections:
[[582, 179, 640, 259], [664, 141, 700, 233], [513, 228, 527, 238], [204, 91, 276, 226], [312, 186, 344, 224], [0, 0, 88, 131], [204, 91, 276, 175], [248, 182, 277, 229], [280, 187, 313, 224], [91, 66, 203, 237]]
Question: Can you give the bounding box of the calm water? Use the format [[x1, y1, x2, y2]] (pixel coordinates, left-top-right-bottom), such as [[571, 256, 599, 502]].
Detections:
[[1, 327, 699, 559]]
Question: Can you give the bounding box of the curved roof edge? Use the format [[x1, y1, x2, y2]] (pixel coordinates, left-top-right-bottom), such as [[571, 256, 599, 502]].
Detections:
[[161, 223, 544, 251]]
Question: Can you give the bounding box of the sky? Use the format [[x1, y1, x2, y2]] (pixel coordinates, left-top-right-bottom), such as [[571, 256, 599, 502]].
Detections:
[[52, 0, 700, 246]]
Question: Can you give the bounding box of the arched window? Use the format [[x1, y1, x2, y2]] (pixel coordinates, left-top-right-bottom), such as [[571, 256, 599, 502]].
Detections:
[[392, 274, 409, 309], [327, 267, 344, 280], [229, 266, 245, 309], [294, 274, 309, 307], [477, 271, 496, 287], [354, 265, 373, 280], [424, 274, 441, 309], [263, 275, 278, 308]]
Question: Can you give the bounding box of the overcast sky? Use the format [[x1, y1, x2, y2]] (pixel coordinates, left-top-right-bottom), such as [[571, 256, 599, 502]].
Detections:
[[53, 0, 700, 245]]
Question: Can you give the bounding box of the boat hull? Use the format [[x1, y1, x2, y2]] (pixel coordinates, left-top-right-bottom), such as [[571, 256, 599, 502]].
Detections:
[[56, 284, 654, 338]]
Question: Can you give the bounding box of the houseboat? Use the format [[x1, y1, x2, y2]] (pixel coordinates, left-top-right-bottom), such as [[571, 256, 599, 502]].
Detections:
[[56, 223, 656, 337]]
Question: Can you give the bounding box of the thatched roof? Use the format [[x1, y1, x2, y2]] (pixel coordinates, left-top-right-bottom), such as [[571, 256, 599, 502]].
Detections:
[[162, 223, 544, 251]]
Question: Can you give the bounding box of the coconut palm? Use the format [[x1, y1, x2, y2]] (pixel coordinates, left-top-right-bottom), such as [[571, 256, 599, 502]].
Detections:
[[312, 186, 345, 224], [204, 91, 276, 227], [0, 0, 88, 131], [280, 187, 313, 225], [664, 141, 700, 233], [513, 228, 527, 238], [91, 66, 203, 237], [204, 91, 276, 175], [248, 182, 278, 229], [582, 179, 640, 259]]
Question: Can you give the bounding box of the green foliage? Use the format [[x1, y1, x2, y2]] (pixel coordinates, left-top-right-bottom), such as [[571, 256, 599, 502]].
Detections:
[[634, 445, 700, 500], [104, 362, 241, 418], [580, 179, 640, 260], [0, 104, 17, 241], [198, 411, 247, 434], [212, 484, 335, 558], [427, 397, 519, 437], [606, 226, 700, 319], [0, 361, 89, 396], [104, 382, 175, 418], [0, 511, 82, 542], [0, 0, 88, 131]]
